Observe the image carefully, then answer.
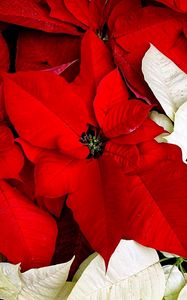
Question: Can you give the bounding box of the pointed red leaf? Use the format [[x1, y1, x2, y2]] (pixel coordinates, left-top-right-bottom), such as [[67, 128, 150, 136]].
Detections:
[[3, 71, 93, 155], [112, 118, 164, 145], [94, 69, 129, 128], [0, 180, 57, 270], [72, 30, 114, 113]]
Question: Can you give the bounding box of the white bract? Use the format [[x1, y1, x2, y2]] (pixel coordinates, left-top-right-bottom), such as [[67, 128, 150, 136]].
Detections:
[[67, 240, 165, 300], [0, 258, 74, 300], [163, 265, 186, 300], [142, 44, 187, 163], [0, 241, 166, 300]]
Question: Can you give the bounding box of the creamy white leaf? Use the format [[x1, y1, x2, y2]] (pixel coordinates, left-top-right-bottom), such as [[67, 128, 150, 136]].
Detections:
[[67, 240, 165, 300], [0, 263, 21, 300], [163, 265, 185, 300], [142, 44, 187, 121], [178, 284, 187, 300], [19, 257, 74, 300]]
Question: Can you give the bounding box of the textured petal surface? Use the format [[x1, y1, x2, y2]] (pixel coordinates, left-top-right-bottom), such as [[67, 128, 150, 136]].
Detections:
[[16, 31, 81, 81], [142, 45, 187, 121], [0, 0, 80, 34], [0, 180, 57, 270], [3, 71, 91, 155], [20, 258, 74, 300], [68, 240, 165, 300], [73, 30, 114, 113]]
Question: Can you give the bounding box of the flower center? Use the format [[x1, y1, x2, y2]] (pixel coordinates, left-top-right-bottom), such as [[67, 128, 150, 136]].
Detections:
[[80, 125, 107, 159]]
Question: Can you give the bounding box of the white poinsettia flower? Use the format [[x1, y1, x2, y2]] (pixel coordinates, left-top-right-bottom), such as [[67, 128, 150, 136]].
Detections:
[[163, 265, 186, 300], [142, 44, 187, 163]]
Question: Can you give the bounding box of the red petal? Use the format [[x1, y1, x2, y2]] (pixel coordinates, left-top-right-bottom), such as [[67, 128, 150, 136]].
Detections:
[[94, 69, 129, 128], [3, 72, 92, 152], [0, 0, 80, 34], [155, 0, 187, 12], [112, 118, 164, 145], [67, 157, 131, 264], [102, 99, 152, 138], [16, 30, 81, 81], [68, 148, 187, 263], [104, 141, 139, 173], [0, 180, 57, 270], [0, 145, 24, 179], [45, 0, 85, 28], [108, 0, 141, 32], [35, 152, 85, 198], [64, 0, 90, 27], [73, 30, 114, 114]]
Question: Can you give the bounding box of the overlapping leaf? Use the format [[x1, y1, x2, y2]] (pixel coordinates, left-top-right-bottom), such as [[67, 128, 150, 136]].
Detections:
[[0, 180, 57, 270]]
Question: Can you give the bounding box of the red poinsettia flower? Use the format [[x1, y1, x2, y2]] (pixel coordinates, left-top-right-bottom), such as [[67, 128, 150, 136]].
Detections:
[[3, 30, 187, 266]]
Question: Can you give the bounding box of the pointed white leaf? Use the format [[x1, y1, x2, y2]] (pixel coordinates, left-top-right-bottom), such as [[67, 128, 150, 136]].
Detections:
[[19, 257, 74, 300], [142, 44, 187, 121], [165, 101, 187, 163], [67, 240, 165, 300], [0, 263, 21, 300], [163, 265, 185, 300]]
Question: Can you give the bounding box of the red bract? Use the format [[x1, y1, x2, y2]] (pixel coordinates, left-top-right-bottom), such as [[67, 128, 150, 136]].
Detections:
[[111, 6, 187, 102], [3, 29, 187, 265], [0, 180, 57, 270], [0, 125, 57, 270], [155, 0, 187, 12], [0, 0, 81, 34], [16, 30, 81, 81], [0, 125, 23, 179]]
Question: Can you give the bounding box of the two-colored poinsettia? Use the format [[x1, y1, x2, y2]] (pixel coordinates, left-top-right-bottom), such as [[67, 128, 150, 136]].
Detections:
[[2, 30, 187, 266]]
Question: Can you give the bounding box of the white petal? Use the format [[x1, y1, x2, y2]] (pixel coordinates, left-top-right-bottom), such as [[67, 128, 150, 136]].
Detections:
[[19, 257, 74, 300], [0, 263, 21, 300], [67, 240, 165, 300], [165, 101, 187, 163], [142, 44, 187, 121], [163, 265, 185, 300]]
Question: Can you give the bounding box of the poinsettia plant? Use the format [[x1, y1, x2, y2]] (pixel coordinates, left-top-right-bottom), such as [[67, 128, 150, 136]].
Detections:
[[1, 0, 187, 298]]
